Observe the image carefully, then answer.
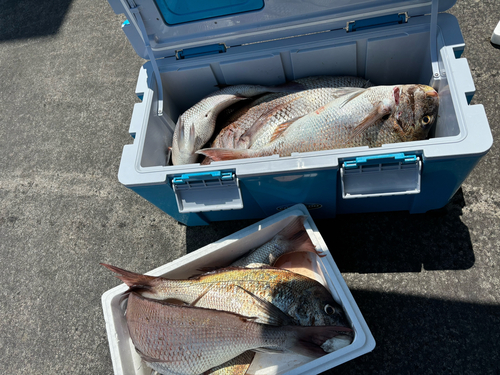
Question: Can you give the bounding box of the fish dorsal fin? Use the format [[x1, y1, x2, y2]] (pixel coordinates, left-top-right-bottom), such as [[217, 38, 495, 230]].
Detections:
[[238, 97, 302, 148], [196, 265, 278, 277], [270, 116, 304, 142]]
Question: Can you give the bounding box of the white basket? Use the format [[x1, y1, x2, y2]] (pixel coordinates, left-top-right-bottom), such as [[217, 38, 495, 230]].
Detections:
[[101, 204, 375, 375]]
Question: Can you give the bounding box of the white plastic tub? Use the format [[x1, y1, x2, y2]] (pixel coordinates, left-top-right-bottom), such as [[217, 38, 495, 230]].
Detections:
[[101, 204, 375, 375]]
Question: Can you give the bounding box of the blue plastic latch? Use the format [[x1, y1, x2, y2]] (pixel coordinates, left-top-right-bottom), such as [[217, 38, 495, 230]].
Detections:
[[176, 44, 227, 60], [172, 171, 233, 184], [345, 13, 408, 32], [344, 153, 417, 169]]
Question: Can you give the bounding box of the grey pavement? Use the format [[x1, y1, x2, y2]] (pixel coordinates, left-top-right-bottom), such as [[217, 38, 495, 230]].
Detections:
[[1, 0, 499, 374]]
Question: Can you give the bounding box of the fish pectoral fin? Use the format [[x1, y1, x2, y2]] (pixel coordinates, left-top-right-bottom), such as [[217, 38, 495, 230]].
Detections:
[[338, 88, 367, 109], [269, 116, 304, 142], [251, 348, 286, 354], [273, 215, 321, 257], [345, 99, 394, 144], [233, 285, 297, 326], [195, 148, 256, 161], [177, 118, 197, 153], [166, 147, 172, 166], [238, 97, 302, 148], [189, 285, 220, 306]]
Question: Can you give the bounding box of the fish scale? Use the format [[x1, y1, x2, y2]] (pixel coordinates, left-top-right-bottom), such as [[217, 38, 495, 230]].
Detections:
[[208, 76, 370, 154], [198, 84, 439, 162], [171, 83, 303, 165]]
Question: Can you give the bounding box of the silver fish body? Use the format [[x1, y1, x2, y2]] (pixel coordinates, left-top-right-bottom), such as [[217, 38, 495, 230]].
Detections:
[[126, 292, 349, 375], [230, 215, 318, 268], [103, 264, 349, 328], [171, 83, 302, 165], [203, 76, 370, 164], [197, 84, 439, 162]]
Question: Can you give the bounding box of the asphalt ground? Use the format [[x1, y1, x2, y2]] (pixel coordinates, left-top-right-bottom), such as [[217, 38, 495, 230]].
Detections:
[[1, 0, 499, 374]]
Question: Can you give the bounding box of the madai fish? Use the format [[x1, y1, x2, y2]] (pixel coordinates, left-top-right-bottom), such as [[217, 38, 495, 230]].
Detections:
[[197, 84, 439, 162], [171, 82, 303, 165], [125, 292, 350, 375], [102, 264, 350, 328], [202, 76, 371, 164], [230, 215, 321, 268]]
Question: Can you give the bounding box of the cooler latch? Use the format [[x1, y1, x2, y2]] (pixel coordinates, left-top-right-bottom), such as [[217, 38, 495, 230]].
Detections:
[[345, 12, 409, 32], [171, 171, 243, 213], [341, 153, 421, 199]]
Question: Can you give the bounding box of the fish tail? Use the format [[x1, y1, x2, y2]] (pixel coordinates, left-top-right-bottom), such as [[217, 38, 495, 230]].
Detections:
[[100, 263, 161, 294], [196, 148, 260, 162], [278, 216, 323, 257], [289, 325, 354, 358]]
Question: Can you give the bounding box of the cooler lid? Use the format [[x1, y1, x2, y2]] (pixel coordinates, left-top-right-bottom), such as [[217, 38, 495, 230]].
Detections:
[[108, 0, 457, 60]]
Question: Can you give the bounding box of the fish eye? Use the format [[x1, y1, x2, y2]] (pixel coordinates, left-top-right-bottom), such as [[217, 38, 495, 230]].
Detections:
[[422, 115, 432, 125], [324, 304, 335, 315]]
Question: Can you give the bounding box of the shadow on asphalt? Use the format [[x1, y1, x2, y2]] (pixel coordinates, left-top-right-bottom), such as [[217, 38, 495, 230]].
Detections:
[[186, 189, 474, 272], [317, 188, 474, 273], [0, 0, 73, 41], [330, 290, 500, 375]]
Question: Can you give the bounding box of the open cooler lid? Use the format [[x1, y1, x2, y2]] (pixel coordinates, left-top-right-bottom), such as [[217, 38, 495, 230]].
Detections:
[[109, 0, 457, 60]]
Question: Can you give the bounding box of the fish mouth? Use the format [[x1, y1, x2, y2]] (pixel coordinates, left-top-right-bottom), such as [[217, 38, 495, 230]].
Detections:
[[422, 86, 439, 98]]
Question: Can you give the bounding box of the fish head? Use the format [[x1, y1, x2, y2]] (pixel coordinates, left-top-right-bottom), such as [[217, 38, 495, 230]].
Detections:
[[294, 286, 350, 328], [392, 84, 439, 141]]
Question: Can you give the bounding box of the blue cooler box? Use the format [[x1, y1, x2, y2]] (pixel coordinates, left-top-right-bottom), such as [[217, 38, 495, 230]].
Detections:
[[108, 0, 492, 226]]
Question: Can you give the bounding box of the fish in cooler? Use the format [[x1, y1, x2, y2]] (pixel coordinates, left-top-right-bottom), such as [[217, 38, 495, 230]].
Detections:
[[197, 84, 439, 162], [171, 82, 304, 165], [202, 76, 371, 164]]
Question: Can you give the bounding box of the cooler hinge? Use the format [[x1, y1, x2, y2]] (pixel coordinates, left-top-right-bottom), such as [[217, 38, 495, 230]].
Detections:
[[176, 44, 227, 60], [126, 0, 164, 116], [170, 171, 243, 213], [345, 12, 409, 32]]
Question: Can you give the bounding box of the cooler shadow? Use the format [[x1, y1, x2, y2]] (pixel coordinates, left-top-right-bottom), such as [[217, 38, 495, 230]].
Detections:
[[330, 290, 500, 375], [185, 218, 259, 254], [0, 0, 73, 41], [316, 188, 475, 273]]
